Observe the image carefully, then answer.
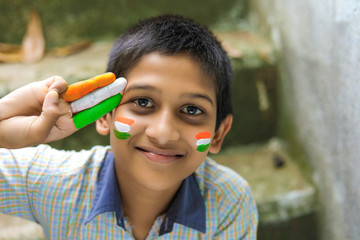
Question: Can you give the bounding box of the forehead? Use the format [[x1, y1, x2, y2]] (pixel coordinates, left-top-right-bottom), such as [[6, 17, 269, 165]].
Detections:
[[125, 53, 216, 97]]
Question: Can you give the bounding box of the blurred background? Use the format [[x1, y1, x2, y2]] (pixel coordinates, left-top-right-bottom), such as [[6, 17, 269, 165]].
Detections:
[[0, 0, 359, 239]]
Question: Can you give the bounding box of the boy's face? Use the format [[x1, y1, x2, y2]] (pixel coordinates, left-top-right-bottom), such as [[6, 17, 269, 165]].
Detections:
[[97, 53, 231, 191]]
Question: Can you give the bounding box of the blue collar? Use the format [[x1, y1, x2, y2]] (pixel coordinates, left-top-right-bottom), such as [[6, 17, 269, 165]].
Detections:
[[84, 151, 206, 235]]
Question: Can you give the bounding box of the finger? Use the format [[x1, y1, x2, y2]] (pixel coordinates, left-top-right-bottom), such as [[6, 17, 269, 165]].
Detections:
[[70, 77, 127, 113], [46, 76, 68, 95], [58, 97, 72, 115], [30, 90, 62, 141], [61, 72, 116, 102]]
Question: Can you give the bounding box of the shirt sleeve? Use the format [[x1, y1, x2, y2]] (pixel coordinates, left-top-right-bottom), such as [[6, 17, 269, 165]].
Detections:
[[213, 181, 259, 240], [0, 145, 50, 222]]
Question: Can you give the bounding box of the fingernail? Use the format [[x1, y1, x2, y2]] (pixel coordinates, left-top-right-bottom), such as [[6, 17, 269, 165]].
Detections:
[[48, 90, 59, 103]]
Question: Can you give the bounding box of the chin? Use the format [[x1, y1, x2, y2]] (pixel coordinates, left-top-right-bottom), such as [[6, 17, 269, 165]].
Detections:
[[137, 174, 184, 192]]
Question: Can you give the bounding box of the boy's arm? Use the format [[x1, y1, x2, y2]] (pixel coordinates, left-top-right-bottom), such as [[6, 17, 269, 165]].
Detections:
[[0, 76, 76, 149]]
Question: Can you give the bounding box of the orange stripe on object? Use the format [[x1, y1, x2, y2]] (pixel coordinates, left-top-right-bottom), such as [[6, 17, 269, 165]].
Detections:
[[196, 131, 211, 139], [115, 117, 135, 125], [62, 72, 116, 102]]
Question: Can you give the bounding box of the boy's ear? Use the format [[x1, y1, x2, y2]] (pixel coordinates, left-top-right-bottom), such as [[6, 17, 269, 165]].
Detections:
[[96, 113, 112, 135], [209, 114, 233, 154]]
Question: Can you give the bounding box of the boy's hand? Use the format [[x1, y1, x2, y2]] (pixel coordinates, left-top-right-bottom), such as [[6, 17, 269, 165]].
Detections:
[[0, 76, 76, 149], [0, 73, 126, 149]]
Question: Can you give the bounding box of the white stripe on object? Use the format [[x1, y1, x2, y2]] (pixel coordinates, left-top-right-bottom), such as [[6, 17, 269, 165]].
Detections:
[[196, 138, 211, 146], [115, 121, 131, 133], [70, 77, 127, 113]]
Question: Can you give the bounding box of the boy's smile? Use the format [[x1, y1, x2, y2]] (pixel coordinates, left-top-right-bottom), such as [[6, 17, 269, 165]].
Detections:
[[97, 52, 220, 192], [135, 145, 186, 164]]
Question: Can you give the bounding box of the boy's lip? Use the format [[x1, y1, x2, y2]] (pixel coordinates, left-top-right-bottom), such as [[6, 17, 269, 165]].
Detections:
[[135, 146, 185, 164]]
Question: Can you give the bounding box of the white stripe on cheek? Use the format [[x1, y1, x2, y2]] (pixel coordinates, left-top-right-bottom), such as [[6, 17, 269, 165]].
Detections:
[[196, 138, 211, 146], [115, 122, 131, 133]]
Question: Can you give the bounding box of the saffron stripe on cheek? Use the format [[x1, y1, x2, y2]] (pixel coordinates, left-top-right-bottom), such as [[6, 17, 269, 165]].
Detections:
[[115, 117, 135, 125], [196, 132, 211, 139]]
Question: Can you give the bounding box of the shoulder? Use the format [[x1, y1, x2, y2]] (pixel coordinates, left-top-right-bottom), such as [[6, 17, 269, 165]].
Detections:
[[37, 144, 110, 175], [196, 157, 258, 236], [195, 157, 253, 204], [1, 144, 110, 176]]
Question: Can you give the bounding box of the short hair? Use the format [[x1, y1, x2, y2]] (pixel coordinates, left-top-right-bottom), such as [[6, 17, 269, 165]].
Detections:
[[106, 15, 232, 130]]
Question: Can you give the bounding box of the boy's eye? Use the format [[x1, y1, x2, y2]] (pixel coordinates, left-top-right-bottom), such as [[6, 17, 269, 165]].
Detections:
[[182, 105, 203, 115], [133, 98, 154, 108]]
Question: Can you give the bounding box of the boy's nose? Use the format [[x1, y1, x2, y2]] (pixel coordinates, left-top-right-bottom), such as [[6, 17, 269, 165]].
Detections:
[[145, 109, 180, 145]]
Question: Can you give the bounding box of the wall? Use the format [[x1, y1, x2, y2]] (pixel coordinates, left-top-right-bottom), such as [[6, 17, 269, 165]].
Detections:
[[0, 0, 246, 48], [249, 1, 360, 239]]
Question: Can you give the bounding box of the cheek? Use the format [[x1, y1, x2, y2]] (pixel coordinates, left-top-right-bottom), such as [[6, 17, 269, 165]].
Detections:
[[195, 132, 212, 152], [113, 116, 135, 140]]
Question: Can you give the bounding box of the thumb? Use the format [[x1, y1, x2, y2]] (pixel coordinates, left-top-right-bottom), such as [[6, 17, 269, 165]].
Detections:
[[31, 90, 62, 140]]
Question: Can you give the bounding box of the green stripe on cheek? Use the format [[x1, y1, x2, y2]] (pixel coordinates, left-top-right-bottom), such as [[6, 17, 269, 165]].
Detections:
[[114, 130, 131, 140], [197, 144, 210, 152]]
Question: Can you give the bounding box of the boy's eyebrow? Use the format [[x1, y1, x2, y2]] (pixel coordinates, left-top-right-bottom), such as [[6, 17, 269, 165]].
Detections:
[[180, 93, 214, 106], [125, 84, 214, 106], [124, 84, 161, 94]]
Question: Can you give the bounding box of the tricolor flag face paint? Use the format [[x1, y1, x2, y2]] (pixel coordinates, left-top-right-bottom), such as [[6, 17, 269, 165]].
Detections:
[[114, 117, 135, 140], [195, 132, 211, 152]]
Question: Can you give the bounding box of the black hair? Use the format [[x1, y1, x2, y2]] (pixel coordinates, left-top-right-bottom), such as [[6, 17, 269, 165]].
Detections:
[[106, 15, 232, 130]]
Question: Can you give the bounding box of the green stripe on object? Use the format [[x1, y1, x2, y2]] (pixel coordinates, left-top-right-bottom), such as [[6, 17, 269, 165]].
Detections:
[[113, 130, 131, 140], [73, 94, 122, 129], [197, 144, 210, 152]]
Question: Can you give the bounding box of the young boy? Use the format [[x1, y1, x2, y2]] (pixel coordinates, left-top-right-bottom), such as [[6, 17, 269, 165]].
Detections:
[[0, 15, 258, 239]]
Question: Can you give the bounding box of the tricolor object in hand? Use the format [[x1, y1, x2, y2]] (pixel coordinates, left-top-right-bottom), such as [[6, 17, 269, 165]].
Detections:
[[61, 72, 127, 129]]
